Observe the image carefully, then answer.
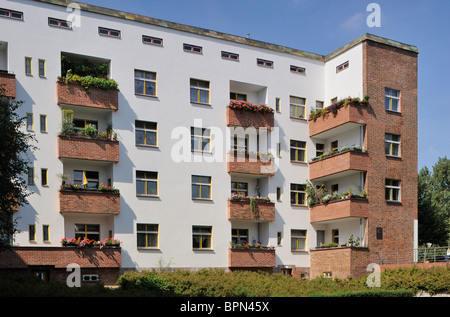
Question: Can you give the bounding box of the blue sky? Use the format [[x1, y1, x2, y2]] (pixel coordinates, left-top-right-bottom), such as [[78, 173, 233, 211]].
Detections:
[[79, 0, 450, 171]]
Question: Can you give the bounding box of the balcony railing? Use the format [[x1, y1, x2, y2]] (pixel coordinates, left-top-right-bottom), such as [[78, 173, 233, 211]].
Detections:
[[310, 196, 369, 223], [57, 79, 119, 111], [59, 189, 120, 215], [0, 71, 16, 98], [228, 247, 276, 268], [58, 134, 120, 163], [227, 151, 275, 176], [226, 101, 274, 130], [309, 149, 369, 181], [228, 197, 275, 222]]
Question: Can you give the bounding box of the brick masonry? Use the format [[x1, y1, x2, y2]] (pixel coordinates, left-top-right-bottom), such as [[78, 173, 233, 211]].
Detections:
[[226, 107, 274, 130], [228, 248, 276, 268], [228, 199, 275, 222], [57, 80, 119, 111], [227, 152, 275, 176], [0, 72, 16, 98], [59, 190, 120, 215], [58, 135, 120, 163], [310, 197, 369, 223]]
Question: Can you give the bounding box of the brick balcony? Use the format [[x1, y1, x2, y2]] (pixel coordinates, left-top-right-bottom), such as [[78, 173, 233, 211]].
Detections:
[[228, 248, 276, 268], [0, 71, 16, 98], [228, 198, 275, 222], [59, 190, 120, 215], [309, 104, 368, 137], [57, 79, 119, 111], [227, 152, 275, 176], [310, 197, 369, 223], [310, 246, 370, 279], [309, 150, 370, 181], [226, 107, 274, 130], [58, 135, 120, 163]]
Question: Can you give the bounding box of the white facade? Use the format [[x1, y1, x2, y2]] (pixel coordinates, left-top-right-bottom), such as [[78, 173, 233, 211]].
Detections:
[[2, 0, 372, 271]]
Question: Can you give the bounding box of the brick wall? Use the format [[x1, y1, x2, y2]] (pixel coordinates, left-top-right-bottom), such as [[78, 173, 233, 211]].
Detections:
[[310, 197, 369, 223], [228, 199, 275, 222], [58, 135, 120, 163], [228, 248, 276, 268], [0, 72, 16, 98], [362, 40, 418, 263], [309, 150, 370, 180], [227, 152, 275, 176], [57, 80, 119, 111], [59, 190, 120, 215], [226, 107, 274, 130]]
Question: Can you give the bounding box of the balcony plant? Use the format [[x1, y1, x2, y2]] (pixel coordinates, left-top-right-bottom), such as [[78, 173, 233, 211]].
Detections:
[[229, 99, 274, 114], [230, 195, 271, 203], [61, 237, 121, 248], [306, 181, 366, 206], [311, 146, 366, 163], [230, 242, 274, 250], [309, 95, 370, 122], [60, 182, 120, 194]]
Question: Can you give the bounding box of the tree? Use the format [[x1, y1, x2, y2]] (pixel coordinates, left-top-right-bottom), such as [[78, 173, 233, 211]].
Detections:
[[0, 88, 37, 250], [418, 157, 450, 246]]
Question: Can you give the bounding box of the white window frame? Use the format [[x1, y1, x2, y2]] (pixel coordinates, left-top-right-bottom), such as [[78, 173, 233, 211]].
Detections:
[[136, 171, 158, 197], [385, 179, 401, 202], [289, 96, 306, 119], [192, 226, 212, 250], [385, 133, 401, 157], [290, 140, 306, 163], [135, 120, 157, 147], [192, 175, 212, 200], [290, 184, 306, 206], [190, 79, 210, 104], [291, 229, 307, 251], [137, 223, 159, 248], [134, 70, 157, 97], [385, 88, 400, 112], [191, 127, 211, 153]]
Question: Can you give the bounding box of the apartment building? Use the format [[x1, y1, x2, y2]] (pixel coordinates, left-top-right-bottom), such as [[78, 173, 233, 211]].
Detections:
[[0, 0, 418, 284]]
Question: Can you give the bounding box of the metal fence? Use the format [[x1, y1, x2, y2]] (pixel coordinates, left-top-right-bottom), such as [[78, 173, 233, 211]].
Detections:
[[374, 246, 450, 265]]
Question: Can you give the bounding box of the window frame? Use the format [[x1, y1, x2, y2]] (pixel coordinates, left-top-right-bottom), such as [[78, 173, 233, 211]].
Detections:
[[316, 143, 325, 157], [43, 225, 50, 242], [75, 224, 100, 241], [257, 58, 274, 68], [41, 168, 48, 186], [29, 224, 36, 242], [231, 228, 248, 244], [48, 17, 72, 29], [192, 226, 212, 250], [137, 223, 159, 249], [73, 170, 99, 189], [27, 167, 35, 186], [290, 183, 307, 206], [26, 113, 33, 131], [0, 8, 23, 20], [231, 181, 248, 196], [385, 133, 401, 157], [190, 78, 210, 105], [135, 120, 158, 147], [136, 171, 158, 197], [183, 43, 202, 54], [38, 59, 46, 78], [290, 65, 306, 75], [385, 179, 401, 202], [221, 51, 239, 61], [98, 27, 121, 39], [142, 35, 163, 46], [134, 70, 157, 97], [289, 96, 306, 119], [191, 175, 212, 200], [291, 229, 307, 251], [290, 140, 307, 163], [191, 127, 211, 153], [40, 114, 47, 133], [336, 61, 349, 73], [385, 88, 400, 112], [25, 57, 32, 76]]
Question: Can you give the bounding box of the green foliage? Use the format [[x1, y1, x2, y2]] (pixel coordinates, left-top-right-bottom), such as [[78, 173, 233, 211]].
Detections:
[[61, 55, 109, 78], [116, 271, 174, 295], [63, 70, 118, 91]]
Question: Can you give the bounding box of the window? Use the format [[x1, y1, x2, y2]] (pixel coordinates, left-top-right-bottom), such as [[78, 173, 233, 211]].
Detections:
[[231, 229, 248, 244], [257, 58, 273, 68], [276, 187, 282, 201], [289, 96, 306, 119], [385, 88, 400, 112], [73, 119, 98, 134], [48, 17, 71, 29], [316, 143, 324, 157], [38, 59, 46, 77], [332, 229, 339, 244], [75, 224, 100, 240], [192, 226, 212, 249], [277, 232, 283, 246], [183, 43, 202, 54], [26, 113, 33, 131], [137, 223, 159, 248], [192, 175, 212, 200], [230, 92, 247, 101], [290, 65, 305, 74], [190, 79, 210, 104], [315, 101, 324, 109], [221, 51, 239, 61], [277, 142, 282, 158], [82, 275, 99, 282], [41, 168, 48, 186], [385, 179, 401, 202], [40, 115, 47, 133], [191, 127, 211, 153], [275, 98, 281, 113], [233, 135, 248, 153], [376, 227, 383, 240], [330, 97, 338, 105], [142, 35, 163, 46], [331, 184, 339, 194], [331, 140, 339, 152], [291, 229, 306, 251], [136, 171, 158, 196], [336, 61, 349, 73], [135, 121, 157, 147], [385, 133, 401, 157], [290, 184, 306, 206], [98, 27, 121, 38], [29, 224, 36, 241], [0, 8, 23, 20], [135, 70, 157, 97], [290, 140, 306, 162], [43, 225, 50, 242], [25, 57, 32, 76], [27, 167, 35, 185], [231, 182, 248, 196], [74, 170, 99, 189]]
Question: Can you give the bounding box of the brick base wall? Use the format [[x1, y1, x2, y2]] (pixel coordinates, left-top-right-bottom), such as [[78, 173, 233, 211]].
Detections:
[[226, 107, 274, 130], [0, 72, 16, 98], [59, 190, 120, 214]]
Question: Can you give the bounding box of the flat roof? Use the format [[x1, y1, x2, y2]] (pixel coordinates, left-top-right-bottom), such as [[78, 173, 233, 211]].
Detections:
[[31, 0, 419, 61]]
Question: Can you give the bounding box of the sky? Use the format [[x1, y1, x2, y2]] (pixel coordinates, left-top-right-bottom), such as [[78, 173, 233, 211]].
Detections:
[[78, 0, 450, 171]]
